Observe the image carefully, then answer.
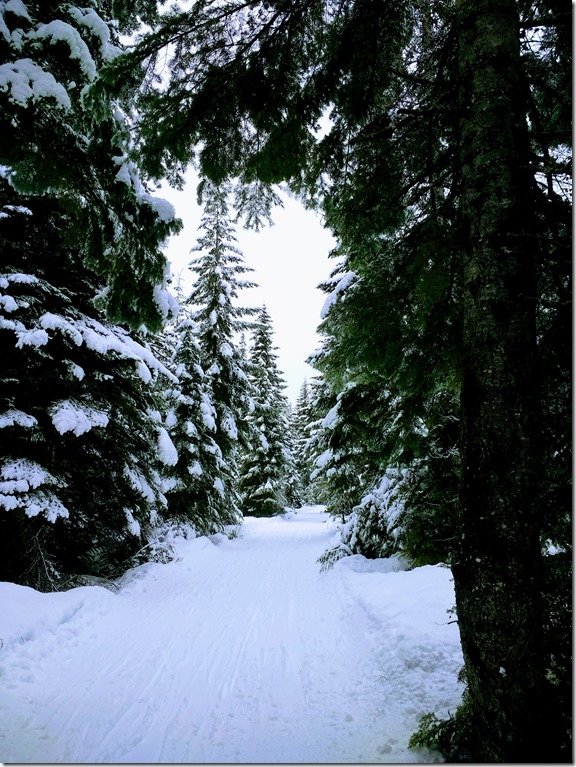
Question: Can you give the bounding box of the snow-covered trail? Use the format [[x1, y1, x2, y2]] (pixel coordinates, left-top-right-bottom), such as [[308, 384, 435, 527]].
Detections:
[[0, 507, 463, 763]]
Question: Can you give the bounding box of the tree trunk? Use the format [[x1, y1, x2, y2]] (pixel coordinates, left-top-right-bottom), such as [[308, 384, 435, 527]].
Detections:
[[452, 0, 547, 761]]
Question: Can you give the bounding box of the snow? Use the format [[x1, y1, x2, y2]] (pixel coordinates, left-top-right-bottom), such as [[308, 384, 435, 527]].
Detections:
[[219, 340, 233, 357], [0, 507, 463, 763], [0, 204, 32, 219], [14, 327, 49, 348], [320, 271, 358, 319], [33, 21, 97, 81], [0, 59, 71, 109], [0, 272, 37, 286], [3, 0, 30, 21], [157, 426, 178, 466], [200, 397, 216, 431], [140, 193, 176, 223], [124, 508, 141, 538], [221, 412, 238, 439], [50, 400, 109, 436], [153, 282, 178, 325], [0, 408, 37, 429], [0, 459, 69, 521], [124, 466, 156, 504], [67, 7, 119, 60], [322, 402, 340, 429]]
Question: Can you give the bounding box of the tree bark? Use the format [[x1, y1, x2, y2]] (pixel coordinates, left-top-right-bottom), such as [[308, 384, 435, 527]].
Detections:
[[452, 0, 547, 760]]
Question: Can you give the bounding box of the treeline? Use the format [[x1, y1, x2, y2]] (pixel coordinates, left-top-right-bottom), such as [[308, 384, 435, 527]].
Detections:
[[0, 180, 310, 587], [0, 1, 571, 762], [0, 3, 317, 587]]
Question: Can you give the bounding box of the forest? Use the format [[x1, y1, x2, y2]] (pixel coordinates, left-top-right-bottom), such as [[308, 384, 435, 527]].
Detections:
[[0, 0, 571, 762]]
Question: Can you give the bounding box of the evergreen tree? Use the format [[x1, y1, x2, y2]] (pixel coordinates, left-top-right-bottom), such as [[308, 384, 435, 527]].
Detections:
[[282, 402, 304, 509], [290, 380, 317, 504], [0, 1, 181, 330], [239, 306, 292, 517], [186, 179, 257, 523], [0, 1, 182, 588], [161, 307, 237, 534], [105, 1, 571, 759], [0, 195, 174, 588]]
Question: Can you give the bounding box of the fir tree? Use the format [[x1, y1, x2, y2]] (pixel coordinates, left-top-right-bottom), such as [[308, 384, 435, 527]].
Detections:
[[186, 179, 257, 523], [161, 307, 236, 534], [239, 306, 292, 517], [290, 380, 317, 504], [0, 1, 182, 588], [0, 194, 174, 588], [0, 1, 181, 330]]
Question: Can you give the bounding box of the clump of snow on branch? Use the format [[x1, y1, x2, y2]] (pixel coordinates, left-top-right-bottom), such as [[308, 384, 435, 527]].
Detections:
[[0, 59, 71, 109], [0, 409, 37, 429], [0, 459, 69, 522], [124, 465, 157, 504], [67, 6, 120, 60], [320, 271, 358, 319], [124, 508, 141, 537], [50, 401, 109, 436], [158, 427, 178, 466], [31, 21, 97, 81]]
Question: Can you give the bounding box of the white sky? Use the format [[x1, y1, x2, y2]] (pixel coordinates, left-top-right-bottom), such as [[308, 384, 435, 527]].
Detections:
[[158, 175, 335, 404]]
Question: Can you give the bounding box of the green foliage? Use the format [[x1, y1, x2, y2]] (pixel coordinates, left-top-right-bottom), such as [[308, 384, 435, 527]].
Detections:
[[0, 1, 181, 332], [1, 1, 568, 759], [184, 180, 258, 522], [159, 313, 232, 534], [317, 543, 351, 573], [290, 380, 319, 504], [239, 306, 293, 516], [409, 691, 475, 763]]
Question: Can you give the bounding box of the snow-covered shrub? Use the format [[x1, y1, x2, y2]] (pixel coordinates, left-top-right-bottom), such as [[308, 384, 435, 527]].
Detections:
[[318, 470, 404, 570]]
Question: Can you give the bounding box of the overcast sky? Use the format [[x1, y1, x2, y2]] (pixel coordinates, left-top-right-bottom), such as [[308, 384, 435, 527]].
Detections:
[[158, 176, 335, 404]]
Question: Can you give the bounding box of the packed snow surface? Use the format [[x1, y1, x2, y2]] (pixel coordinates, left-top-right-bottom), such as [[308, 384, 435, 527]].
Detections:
[[0, 507, 464, 763]]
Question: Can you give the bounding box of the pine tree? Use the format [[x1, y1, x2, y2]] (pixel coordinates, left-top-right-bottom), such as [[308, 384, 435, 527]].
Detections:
[[239, 306, 292, 517], [0, 194, 174, 588], [186, 179, 257, 523], [161, 307, 237, 534], [291, 380, 317, 504], [282, 402, 304, 509], [0, 1, 181, 330], [0, 1, 182, 588]]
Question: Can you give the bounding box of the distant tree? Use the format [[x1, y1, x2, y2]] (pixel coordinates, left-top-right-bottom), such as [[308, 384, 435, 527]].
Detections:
[[186, 180, 257, 523], [283, 402, 304, 509], [239, 306, 292, 516], [290, 380, 318, 504], [161, 307, 239, 534]]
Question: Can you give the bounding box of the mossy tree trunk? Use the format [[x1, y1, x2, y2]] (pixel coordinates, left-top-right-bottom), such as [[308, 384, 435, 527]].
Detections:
[[452, 0, 547, 760]]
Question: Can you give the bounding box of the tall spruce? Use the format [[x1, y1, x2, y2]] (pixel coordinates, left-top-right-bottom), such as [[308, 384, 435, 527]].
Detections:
[[291, 380, 317, 504], [186, 179, 257, 523], [239, 306, 292, 517], [106, 1, 571, 759], [0, 1, 181, 330]]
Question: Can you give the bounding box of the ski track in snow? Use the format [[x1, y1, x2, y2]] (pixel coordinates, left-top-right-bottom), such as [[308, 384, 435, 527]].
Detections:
[[0, 507, 463, 763]]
